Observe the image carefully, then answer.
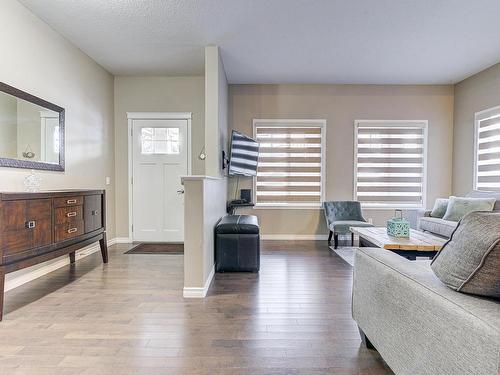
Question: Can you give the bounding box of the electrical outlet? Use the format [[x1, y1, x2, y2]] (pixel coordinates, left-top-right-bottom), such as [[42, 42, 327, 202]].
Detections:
[[105, 176, 111, 185]]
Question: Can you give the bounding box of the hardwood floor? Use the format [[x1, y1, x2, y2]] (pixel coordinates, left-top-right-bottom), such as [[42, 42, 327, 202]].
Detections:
[[0, 240, 392, 374]]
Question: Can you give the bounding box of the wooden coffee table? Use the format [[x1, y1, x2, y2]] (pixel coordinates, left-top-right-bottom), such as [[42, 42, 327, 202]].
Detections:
[[350, 227, 447, 260]]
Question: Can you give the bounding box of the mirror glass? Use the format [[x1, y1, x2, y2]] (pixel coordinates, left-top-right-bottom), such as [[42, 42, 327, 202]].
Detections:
[[0, 86, 64, 170]]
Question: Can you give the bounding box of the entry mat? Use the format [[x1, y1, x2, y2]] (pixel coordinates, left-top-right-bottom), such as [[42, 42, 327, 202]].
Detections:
[[125, 243, 184, 255]]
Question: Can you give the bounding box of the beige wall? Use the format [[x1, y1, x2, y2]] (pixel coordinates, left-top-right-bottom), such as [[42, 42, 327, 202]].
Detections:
[[0, 0, 115, 280], [229, 84, 454, 235], [113, 76, 205, 238], [452, 63, 500, 196]]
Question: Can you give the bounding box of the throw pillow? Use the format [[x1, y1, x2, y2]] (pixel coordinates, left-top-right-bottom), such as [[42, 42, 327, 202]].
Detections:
[[442, 196, 495, 222], [430, 198, 449, 218], [431, 212, 500, 299]]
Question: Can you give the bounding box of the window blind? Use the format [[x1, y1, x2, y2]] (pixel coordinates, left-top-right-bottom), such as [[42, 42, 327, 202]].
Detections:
[[475, 108, 500, 191], [254, 121, 325, 207], [354, 121, 427, 208]]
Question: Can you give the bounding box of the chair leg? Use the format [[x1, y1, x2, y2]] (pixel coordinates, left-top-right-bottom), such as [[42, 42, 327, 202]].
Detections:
[[334, 234, 339, 249], [351, 232, 355, 246], [328, 231, 333, 245], [358, 326, 376, 350]]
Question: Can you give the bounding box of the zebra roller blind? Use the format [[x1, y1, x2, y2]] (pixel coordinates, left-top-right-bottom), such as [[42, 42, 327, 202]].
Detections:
[[354, 120, 428, 208], [475, 106, 500, 191], [254, 120, 325, 207]]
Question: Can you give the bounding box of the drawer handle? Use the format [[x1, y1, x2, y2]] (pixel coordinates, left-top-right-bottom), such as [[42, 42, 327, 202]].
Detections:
[[67, 212, 77, 218], [92, 210, 99, 216], [25, 220, 36, 229], [67, 228, 78, 234], [67, 199, 77, 204]]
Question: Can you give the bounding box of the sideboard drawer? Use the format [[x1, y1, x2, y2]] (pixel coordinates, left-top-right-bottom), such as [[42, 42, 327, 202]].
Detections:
[[53, 196, 84, 208], [55, 221, 84, 242], [55, 206, 83, 224]]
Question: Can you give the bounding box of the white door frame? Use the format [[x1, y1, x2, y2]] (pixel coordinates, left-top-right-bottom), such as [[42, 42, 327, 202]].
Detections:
[[127, 112, 192, 242]]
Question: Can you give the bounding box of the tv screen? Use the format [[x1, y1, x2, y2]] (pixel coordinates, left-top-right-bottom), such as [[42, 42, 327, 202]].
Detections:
[[228, 130, 260, 176]]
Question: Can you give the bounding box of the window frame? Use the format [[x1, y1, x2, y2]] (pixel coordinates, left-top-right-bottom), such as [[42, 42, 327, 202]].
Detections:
[[353, 119, 428, 210], [252, 119, 327, 209], [473, 105, 500, 191]]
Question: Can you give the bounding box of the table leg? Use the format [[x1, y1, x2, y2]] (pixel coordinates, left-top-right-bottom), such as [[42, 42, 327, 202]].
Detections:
[[100, 232, 109, 263]]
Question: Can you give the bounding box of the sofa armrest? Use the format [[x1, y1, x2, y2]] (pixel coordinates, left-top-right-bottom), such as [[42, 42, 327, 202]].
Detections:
[[352, 248, 500, 375], [400, 209, 430, 229]]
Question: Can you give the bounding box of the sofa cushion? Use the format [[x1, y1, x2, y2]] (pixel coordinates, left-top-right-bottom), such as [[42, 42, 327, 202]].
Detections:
[[431, 212, 500, 299], [467, 190, 500, 211], [329, 220, 373, 234], [430, 198, 449, 218], [442, 196, 495, 222], [419, 216, 457, 238]]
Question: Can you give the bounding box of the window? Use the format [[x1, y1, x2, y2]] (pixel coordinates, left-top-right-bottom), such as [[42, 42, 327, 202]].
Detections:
[[354, 120, 428, 208], [253, 119, 325, 208], [474, 105, 500, 191], [141, 127, 179, 155]]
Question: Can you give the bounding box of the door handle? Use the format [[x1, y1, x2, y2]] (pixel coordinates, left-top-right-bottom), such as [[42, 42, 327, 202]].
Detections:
[[176, 189, 185, 194]]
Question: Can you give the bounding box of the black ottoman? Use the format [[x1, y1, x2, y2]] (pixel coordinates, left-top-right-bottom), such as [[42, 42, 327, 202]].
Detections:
[[215, 215, 260, 272]]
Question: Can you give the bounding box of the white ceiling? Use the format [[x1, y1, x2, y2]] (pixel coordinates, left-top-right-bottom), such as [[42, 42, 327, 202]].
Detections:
[[20, 0, 500, 84]]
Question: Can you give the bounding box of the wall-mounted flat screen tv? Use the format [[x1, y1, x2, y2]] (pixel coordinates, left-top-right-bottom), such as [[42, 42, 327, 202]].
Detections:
[[228, 130, 260, 176]]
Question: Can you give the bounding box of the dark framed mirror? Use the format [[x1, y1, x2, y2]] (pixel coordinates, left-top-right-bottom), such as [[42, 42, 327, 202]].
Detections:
[[0, 82, 65, 171]]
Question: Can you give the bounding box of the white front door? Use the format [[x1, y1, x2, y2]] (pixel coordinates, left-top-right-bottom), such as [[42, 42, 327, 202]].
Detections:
[[132, 119, 188, 242]]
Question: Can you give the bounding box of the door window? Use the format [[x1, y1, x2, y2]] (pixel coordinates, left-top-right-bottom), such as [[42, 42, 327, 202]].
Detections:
[[141, 127, 180, 155]]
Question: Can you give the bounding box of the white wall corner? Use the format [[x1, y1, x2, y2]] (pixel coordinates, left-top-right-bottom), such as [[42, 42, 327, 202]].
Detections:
[[183, 265, 215, 298]]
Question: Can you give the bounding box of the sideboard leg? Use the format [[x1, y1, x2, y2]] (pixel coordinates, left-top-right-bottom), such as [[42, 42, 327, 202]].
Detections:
[[100, 232, 109, 263], [0, 268, 4, 321], [69, 251, 76, 264]]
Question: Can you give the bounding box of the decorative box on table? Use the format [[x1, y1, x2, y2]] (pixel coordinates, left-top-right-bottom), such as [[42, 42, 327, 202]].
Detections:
[[386, 209, 410, 238]]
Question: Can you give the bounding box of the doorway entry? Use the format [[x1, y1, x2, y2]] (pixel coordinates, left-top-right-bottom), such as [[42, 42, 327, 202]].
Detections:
[[127, 112, 191, 242]]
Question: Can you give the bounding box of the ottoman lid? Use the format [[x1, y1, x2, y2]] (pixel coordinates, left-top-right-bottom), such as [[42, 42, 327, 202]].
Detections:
[[216, 215, 259, 234]]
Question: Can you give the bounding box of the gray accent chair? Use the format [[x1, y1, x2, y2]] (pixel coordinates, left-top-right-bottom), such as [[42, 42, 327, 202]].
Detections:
[[323, 201, 373, 248]]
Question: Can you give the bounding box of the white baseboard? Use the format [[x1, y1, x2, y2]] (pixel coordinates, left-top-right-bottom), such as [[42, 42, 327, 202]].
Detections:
[[115, 237, 133, 244], [4, 237, 116, 292], [183, 265, 215, 298], [261, 234, 329, 240]]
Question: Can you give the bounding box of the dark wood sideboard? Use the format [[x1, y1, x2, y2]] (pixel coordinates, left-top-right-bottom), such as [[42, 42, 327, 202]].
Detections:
[[0, 190, 108, 320]]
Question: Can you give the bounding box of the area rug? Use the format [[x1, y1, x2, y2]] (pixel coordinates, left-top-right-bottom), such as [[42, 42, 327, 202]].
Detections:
[[125, 243, 184, 254], [330, 246, 356, 267]]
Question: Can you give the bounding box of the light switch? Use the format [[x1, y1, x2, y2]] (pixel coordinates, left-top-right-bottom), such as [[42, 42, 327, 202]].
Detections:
[[105, 176, 111, 185]]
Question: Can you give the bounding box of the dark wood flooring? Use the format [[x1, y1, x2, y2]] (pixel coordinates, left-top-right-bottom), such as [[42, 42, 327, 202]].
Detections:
[[0, 240, 392, 374]]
